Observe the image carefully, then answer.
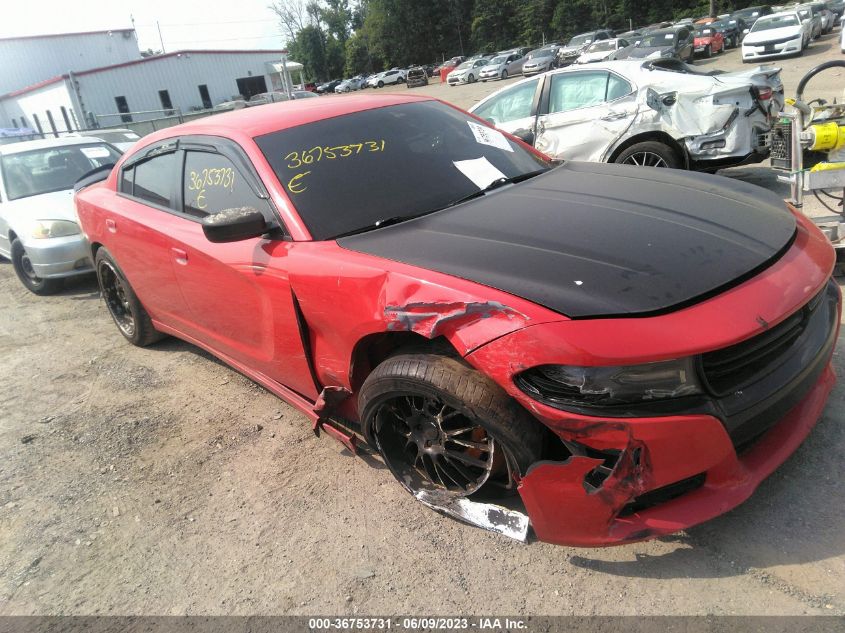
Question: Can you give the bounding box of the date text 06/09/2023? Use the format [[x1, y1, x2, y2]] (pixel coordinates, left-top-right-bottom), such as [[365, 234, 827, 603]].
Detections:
[[307, 617, 527, 630]]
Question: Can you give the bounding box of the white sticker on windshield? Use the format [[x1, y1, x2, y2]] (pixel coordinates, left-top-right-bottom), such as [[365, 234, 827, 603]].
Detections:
[[453, 157, 507, 190], [665, 33, 674, 39], [80, 146, 111, 159], [467, 120, 514, 152]]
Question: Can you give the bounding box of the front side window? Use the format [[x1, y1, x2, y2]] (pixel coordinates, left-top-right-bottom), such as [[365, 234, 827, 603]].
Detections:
[[1, 143, 121, 201], [473, 78, 540, 125], [549, 71, 631, 114], [132, 152, 176, 208], [255, 101, 551, 241], [182, 151, 262, 218]]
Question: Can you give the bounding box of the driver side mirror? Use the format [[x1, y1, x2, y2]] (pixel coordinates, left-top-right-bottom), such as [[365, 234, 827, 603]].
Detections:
[[201, 207, 268, 243]]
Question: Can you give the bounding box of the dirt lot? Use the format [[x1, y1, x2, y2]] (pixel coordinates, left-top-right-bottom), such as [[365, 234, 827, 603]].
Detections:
[[1, 31, 845, 617]]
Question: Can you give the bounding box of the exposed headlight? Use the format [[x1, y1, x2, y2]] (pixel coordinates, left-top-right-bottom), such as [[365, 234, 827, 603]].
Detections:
[[30, 220, 81, 239], [647, 50, 662, 59], [516, 358, 703, 409]]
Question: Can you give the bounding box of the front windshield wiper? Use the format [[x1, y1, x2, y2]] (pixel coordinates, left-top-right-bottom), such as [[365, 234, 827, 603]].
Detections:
[[332, 168, 549, 240], [437, 168, 550, 210]]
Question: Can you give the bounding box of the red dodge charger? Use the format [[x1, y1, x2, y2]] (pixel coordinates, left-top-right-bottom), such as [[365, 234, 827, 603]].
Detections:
[[74, 94, 839, 546]]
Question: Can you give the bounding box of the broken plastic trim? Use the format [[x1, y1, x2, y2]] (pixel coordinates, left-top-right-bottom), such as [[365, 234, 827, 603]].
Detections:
[[415, 490, 530, 542]]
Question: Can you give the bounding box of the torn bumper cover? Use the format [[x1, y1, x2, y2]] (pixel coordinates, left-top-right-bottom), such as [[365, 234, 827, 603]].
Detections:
[[518, 364, 834, 546]]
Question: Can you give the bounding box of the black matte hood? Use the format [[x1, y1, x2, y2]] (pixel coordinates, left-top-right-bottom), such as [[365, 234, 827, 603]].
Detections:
[[338, 162, 796, 319]]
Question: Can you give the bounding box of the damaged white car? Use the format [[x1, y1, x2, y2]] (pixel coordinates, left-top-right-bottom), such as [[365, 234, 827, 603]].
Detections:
[[469, 59, 784, 171]]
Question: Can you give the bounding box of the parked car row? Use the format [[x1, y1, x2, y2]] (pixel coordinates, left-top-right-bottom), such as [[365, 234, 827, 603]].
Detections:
[[306, 0, 842, 97], [3, 95, 838, 548]]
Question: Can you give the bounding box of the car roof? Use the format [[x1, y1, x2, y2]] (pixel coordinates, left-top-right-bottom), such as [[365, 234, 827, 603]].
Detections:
[[134, 94, 436, 146], [0, 136, 106, 155]]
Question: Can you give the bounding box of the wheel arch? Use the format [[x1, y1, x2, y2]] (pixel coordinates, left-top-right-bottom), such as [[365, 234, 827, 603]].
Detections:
[[349, 331, 459, 395], [606, 131, 689, 168]]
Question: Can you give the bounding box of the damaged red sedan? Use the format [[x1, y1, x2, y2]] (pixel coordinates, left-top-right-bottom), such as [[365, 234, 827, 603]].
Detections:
[[74, 94, 840, 546]]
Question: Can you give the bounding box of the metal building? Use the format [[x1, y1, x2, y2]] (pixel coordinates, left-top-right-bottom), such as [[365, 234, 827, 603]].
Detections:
[[0, 29, 301, 134]]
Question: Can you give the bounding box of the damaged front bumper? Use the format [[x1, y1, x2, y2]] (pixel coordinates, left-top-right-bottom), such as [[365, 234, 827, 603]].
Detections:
[[518, 361, 835, 546], [465, 213, 839, 546]]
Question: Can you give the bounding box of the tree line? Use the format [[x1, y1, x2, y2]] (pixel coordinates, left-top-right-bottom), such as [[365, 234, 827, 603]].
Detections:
[[271, 0, 761, 82]]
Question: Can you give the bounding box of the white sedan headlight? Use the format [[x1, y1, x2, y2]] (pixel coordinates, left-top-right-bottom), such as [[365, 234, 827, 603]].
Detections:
[[30, 220, 80, 239]]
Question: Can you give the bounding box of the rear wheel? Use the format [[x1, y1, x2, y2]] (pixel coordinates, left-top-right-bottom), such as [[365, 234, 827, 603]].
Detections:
[[10, 238, 62, 295], [360, 354, 543, 500], [614, 141, 681, 169], [95, 248, 164, 347]]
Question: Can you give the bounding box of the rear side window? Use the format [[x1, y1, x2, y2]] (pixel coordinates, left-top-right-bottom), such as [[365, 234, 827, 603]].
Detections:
[[549, 71, 632, 114], [182, 151, 261, 218], [133, 152, 176, 207]]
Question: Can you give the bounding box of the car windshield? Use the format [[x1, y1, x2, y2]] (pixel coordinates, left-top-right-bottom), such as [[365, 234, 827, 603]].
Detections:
[[752, 14, 799, 30], [1, 143, 122, 201], [254, 101, 552, 240], [639, 32, 675, 47], [489, 55, 507, 64], [734, 7, 763, 18], [568, 34, 593, 46], [587, 40, 616, 52], [455, 61, 473, 70], [695, 27, 715, 36]]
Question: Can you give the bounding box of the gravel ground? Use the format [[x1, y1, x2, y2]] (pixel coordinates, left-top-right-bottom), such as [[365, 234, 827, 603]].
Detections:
[[0, 30, 844, 617]]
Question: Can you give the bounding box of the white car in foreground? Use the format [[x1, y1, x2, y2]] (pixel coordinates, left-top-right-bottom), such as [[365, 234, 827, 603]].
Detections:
[[741, 11, 810, 62], [0, 137, 121, 294], [469, 59, 783, 171]]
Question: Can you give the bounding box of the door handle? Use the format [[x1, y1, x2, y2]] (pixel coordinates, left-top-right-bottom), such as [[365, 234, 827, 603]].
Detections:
[[172, 248, 188, 265], [106, 219, 117, 233], [599, 111, 627, 122]]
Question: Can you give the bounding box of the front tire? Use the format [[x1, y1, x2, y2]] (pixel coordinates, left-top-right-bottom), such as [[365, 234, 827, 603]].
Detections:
[[614, 141, 681, 169], [704, 44, 712, 58], [377, 81, 384, 88], [501, 69, 508, 80], [360, 354, 544, 499], [10, 238, 62, 295], [95, 248, 164, 347]]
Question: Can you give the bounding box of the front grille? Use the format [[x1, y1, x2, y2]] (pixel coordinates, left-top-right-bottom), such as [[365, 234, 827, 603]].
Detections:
[[701, 288, 824, 396], [770, 121, 792, 170], [754, 34, 799, 46]]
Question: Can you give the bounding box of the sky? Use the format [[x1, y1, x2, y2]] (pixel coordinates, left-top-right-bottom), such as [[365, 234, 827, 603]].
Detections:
[[0, 0, 287, 51]]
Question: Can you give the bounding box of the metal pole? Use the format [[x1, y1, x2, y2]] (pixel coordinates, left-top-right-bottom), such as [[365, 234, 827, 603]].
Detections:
[[281, 52, 294, 99], [157, 21, 166, 53], [790, 110, 804, 207]]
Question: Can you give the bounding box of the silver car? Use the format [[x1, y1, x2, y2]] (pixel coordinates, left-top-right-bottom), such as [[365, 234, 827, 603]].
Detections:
[[0, 137, 121, 294], [470, 59, 782, 171], [521, 47, 558, 76], [479, 52, 526, 81]]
